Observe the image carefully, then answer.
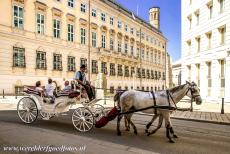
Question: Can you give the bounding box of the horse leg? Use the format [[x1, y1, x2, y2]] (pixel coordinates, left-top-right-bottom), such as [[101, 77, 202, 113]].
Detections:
[[145, 114, 159, 134], [165, 113, 175, 143], [169, 127, 178, 138], [147, 115, 163, 136], [117, 114, 123, 136], [126, 114, 138, 135], [124, 115, 130, 131]]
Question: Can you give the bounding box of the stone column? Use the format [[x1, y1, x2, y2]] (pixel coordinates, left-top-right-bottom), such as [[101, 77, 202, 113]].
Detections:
[[211, 59, 220, 101], [224, 56, 230, 103]]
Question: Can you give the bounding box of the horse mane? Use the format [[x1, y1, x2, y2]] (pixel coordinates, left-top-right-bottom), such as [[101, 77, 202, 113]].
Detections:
[[169, 84, 187, 94]]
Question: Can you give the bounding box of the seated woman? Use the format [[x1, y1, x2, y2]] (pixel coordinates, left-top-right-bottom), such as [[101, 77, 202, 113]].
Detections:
[[35, 81, 44, 96], [63, 81, 72, 91]]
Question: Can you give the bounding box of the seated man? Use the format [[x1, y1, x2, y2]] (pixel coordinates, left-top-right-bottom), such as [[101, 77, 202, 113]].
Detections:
[[44, 78, 55, 104], [74, 65, 95, 101]]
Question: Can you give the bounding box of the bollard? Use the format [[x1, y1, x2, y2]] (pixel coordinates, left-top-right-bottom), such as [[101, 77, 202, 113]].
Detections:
[[15, 93, 17, 99], [221, 98, 224, 114], [190, 99, 193, 112], [2, 89, 4, 99]]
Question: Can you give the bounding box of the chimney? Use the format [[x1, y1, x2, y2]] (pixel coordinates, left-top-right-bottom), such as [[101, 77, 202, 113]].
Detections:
[[149, 7, 160, 30]]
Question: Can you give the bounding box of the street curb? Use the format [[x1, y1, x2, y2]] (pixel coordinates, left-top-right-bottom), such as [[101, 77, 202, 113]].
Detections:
[[171, 117, 230, 126], [135, 112, 230, 126]]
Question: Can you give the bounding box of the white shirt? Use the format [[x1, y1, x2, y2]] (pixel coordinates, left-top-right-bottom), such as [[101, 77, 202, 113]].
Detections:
[[45, 84, 54, 96]]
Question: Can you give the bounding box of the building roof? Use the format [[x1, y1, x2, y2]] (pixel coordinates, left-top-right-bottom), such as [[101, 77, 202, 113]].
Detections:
[[100, 0, 166, 39], [172, 59, 182, 68]]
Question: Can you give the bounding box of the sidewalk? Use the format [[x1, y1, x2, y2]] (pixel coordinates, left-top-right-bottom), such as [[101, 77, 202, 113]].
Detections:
[[1, 96, 230, 125]]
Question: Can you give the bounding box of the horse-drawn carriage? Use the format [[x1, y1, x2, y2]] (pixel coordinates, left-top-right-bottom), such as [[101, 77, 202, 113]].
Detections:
[[17, 84, 105, 132]]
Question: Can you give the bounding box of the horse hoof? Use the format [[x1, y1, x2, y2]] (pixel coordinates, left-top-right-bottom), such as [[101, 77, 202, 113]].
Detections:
[[169, 140, 175, 143], [145, 129, 149, 133], [117, 132, 121, 136], [125, 128, 130, 131], [147, 133, 151, 136], [134, 131, 138, 135], [173, 135, 178, 138]]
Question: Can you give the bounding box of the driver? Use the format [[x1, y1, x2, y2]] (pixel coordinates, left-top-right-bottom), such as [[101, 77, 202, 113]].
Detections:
[[74, 65, 94, 101]]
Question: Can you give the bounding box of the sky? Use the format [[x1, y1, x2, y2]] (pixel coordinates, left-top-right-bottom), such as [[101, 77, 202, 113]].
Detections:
[[116, 0, 181, 62]]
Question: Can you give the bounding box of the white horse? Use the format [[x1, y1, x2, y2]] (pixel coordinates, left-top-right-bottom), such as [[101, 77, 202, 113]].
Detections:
[[114, 81, 202, 143]]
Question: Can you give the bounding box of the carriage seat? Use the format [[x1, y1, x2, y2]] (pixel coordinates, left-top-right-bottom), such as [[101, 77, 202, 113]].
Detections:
[[23, 87, 42, 96], [56, 90, 81, 98]]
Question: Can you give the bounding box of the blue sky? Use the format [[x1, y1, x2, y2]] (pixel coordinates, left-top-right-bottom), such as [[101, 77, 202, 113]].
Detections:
[[116, 0, 181, 62]]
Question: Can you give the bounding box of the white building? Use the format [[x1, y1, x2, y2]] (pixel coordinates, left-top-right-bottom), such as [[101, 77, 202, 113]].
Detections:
[[172, 59, 182, 87], [181, 0, 230, 103]]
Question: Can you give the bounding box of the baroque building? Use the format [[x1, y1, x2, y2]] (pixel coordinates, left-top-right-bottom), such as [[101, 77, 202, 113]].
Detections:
[[0, 0, 167, 94]]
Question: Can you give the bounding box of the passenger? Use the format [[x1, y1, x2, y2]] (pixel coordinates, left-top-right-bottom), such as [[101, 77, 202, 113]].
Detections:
[[35, 81, 44, 96], [45, 78, 55, 103], [63, 81, 72, 91]]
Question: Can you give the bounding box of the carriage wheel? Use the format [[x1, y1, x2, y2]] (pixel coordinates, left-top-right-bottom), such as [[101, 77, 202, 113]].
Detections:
[[72, 107, 94, 132], [92, 104, 105, 122], [17, 97, 38, 124]]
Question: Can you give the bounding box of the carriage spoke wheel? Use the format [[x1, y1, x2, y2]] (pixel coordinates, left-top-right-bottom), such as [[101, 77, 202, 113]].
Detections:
[[17, 97, 38, 124], [72, 107, 94, 132], [91, 104, 105, 122]]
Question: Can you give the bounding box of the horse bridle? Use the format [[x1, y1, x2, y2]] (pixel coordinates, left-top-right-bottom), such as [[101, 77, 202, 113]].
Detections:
[[186, 84, 201, 101]]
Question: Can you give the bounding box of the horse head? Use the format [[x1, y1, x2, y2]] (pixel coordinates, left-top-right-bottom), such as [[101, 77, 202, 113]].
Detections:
[[186, 81, 202, 105]]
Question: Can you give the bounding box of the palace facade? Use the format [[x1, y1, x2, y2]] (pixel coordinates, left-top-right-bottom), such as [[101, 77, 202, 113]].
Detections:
[[181, 0, 230, 103], [0, 0, 167, 94]]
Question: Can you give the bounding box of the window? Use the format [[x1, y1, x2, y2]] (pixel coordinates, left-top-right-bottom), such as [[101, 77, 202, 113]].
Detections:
[[196, 37, 201, 52], [101, 13, 106, 21], [110, 38, 114, 51], [110, 86, 115, 94], [125, 25, 128, 32], [101, 34, 106, 48], [137, 68, 141, 78], [146, 36, 149, 42], [130, 28, 134, 34], [36, 13, 45, 34], [13, 5, 23, 29], [80, 58, 87, 66], [92, 9, 96, 17], [219, 26, 226, 45], [130, 45, 134, 55], [146, 51, 149, 61], [124, 43, 128, 54], [190, 0, 192, 5], [195, 11, 199, 26], [68, 0, 74, 7], [220, 0, 225, 13], [92, 32, 97, 47], [68, 56, 75, 71], [206, 32, 212, 49], [155, 71, 158, 79], [101, 62, 107, 74], [137, 48, 140, 58], [53, 54, 62, 71], [187, 40, 191, 55], [141, 49, 145, 59], [125, 66, 129, 77], [151, 70, 154, 79], [92, 60, 98, 74], [118, 21, 122, 29], [142, 69, 145, 78], [141, 33, 145, 39], [81, 3, 86, 13], [36, 51, 46, 69], [118, 40, 121, 52], [136, 31, 140, 37], [53, 19, 60, 38], [80, 28, 86, 44], [150, 52, 153, 62], [188, 16, 192, 30], [67, 24, 74, 42], [13, 47, 25, 67], [110, 63, 116, 76], [131, 67, 135, 77], [118, 65, 123, 76], [208, 3, 213, 19], [220, 60, 225, 88], [110, 17, 114, 25]]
